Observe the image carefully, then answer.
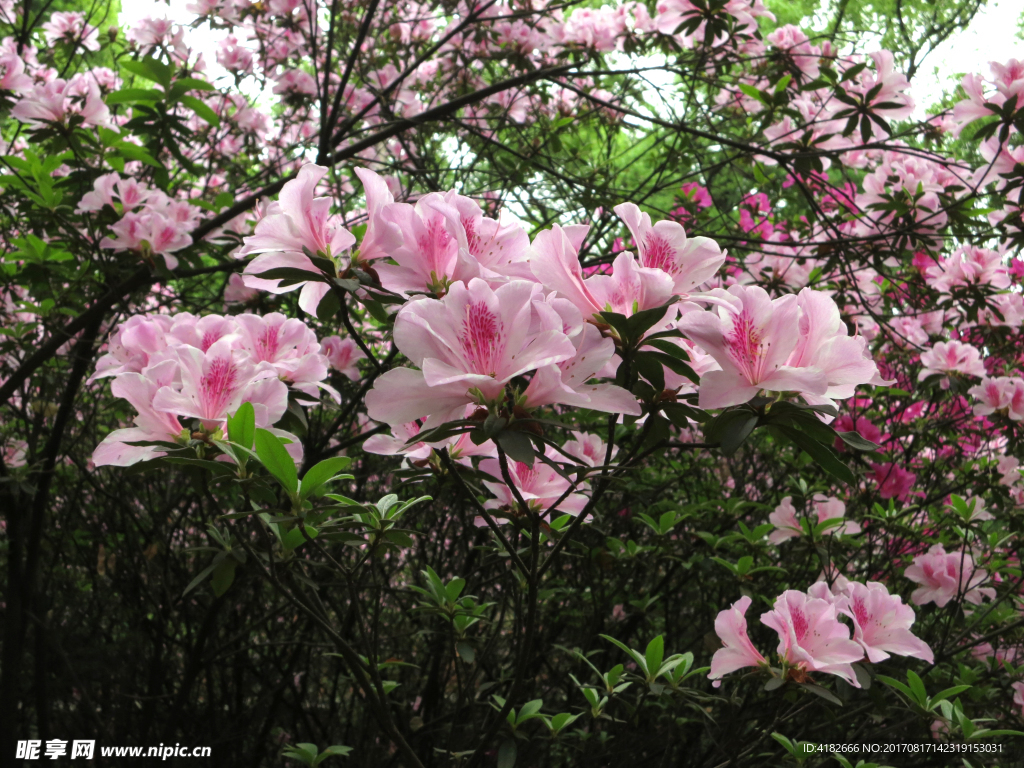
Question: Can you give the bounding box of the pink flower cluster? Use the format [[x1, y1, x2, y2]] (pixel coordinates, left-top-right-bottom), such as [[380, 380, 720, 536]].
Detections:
[[678, 284, 887, 409], [969, 377, 1024, 420], [710, 580, 932, 688], [917, 341, 987, 388], [91, 312, 344, 467], [79, 172, 203, 270], [904, 545, 995, 607], [768, 494, 862, 543]]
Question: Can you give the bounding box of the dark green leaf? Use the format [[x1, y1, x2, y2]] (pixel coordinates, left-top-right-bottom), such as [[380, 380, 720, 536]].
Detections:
[[254, 428, 299, 494]]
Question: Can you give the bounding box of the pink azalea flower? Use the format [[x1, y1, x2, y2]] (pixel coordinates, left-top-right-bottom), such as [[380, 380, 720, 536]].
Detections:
[[562, 431, 615, 467], [813, 494, 861, 536], [224, 273, 260, 304], [363, 409, 497, 465], [677, 284, 828, 408], [768, 496, 802, 543], [769, 494, 860, 544], [522, 324, 640, 415], [785, 288, 888, 411], [373, 193, 468, 295], [240, 163, 356, 315], [614, 202, 725, 297], [100, 210, 193, 270], [532, 225, 678, 323], [1013, 682, 1024, 717], [838, 581, 933, 663], [917, 341, 987, 388], [766, 24, 820, 80], [320, 336, 366, 381], [3, 439, 28, 468], [969, 377, 1024, 420], [479, 447, 590, 519], [92, 360, 186, 467], [438, 191, 533, 283], [760, 589, 865, 686], [365, 279, 578, 426], [905, 544, 996, 608], [708, 596, 768, 683], [91, 314, 173, 381], [352, 167, 403, 264], [952, 59, 1024, 134], [42, 11, 100, 51], [234, 313, 337, 401], [151, 337, 287, 431], [0, 50, 33, 93]]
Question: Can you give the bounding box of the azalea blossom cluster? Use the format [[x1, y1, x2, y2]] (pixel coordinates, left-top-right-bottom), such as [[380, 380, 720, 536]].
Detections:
[[240, 164, 887, 431], [80, 172, 203, 269], [768, 494, 861, 543], [90, 311, 347, 467], [230, 162, 893, 520], [710, 580, 933, 688]]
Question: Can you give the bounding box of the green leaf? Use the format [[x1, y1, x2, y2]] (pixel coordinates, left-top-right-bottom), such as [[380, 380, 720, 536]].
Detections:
[[121, 56, 173, 88], [179, 94, 221, 127], [210, 557, 237, 596], [282, 524, 319, 550], [705, 409, 759, 456], [645, 635, 664, 679], [517, 699, 544, 722], [316, 288, 341, 321], [906, 669, 927, 705], [106, 88, 164, 104], [600, 634, 647, 676], [254, 428, 299, 494], [299, 457, 353, 500], [495, 430, 535, 465], [772, 424, 854, 484], [456, 641, 475, 664], [228, 402, 256, 450], [182, 562, 219, 597], [497, 740, 516, 768], [169, 77, 216, 96], [282, 743, 319, 765], [836, 431, 880, 452], [114, 142, 163, 170], [799, 682, 842, 706]]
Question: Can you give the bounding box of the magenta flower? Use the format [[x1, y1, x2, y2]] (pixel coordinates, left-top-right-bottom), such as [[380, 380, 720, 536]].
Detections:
[[870, 462, 917, 500], [905, 544, 996, 608], [760, 589, 865, 686], [708, 596, 768, 683], [614, 202, 725, 297], [365, 279, 577, 426]]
